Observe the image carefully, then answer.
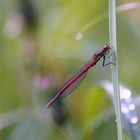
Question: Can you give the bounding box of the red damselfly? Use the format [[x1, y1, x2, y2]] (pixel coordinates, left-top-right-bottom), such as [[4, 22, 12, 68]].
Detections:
[[47, 44, 112, 108]]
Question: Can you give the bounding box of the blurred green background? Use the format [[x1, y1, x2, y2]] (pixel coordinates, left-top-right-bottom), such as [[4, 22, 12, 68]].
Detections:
[[0, 0, 140, 140]]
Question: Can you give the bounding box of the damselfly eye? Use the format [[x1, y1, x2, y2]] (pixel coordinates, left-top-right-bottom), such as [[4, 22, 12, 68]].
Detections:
[[103, 44, 110, 50]]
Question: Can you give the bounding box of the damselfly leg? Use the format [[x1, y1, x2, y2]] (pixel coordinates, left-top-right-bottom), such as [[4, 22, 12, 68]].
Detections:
[[102, 48, 115, 66]]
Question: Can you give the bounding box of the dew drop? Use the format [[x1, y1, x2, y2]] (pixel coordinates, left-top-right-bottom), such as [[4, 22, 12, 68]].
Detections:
[[129, 104, 135, 110], [120, 89, 131, 99], [121, 106, 129, 114], [130, 117, 138, 124]]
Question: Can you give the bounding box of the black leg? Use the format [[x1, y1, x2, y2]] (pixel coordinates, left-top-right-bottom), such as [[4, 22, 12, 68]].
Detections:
[[102, 55, 115, 67]]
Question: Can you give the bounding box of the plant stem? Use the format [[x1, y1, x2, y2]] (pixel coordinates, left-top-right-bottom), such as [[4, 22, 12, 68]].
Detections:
[[109, 0, 123, 140]]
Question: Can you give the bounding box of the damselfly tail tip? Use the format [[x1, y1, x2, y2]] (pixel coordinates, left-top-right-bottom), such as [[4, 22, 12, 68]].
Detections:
[[46, 101, 53, 108], [47, 93, 61, 108]]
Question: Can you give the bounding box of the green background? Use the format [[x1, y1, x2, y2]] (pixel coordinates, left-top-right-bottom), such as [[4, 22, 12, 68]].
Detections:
[[0, 0, 140, 140]]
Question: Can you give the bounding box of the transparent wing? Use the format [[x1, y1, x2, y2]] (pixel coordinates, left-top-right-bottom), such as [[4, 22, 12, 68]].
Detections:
[[47, 59, 94, 108], [57, 59, 94, 97], [60, 70, 88, 98]]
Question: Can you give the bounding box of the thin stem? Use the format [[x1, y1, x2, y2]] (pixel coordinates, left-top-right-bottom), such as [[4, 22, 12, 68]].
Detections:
[[109, 0, 123, 140], [76, 2, 140, 34]]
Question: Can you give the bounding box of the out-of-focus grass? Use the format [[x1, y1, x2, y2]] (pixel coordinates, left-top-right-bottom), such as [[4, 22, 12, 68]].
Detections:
[[0, 0, 140, 140]]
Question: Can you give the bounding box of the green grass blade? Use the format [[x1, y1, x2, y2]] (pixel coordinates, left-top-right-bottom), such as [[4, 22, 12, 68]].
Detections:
[[109, 0, 123, 140]]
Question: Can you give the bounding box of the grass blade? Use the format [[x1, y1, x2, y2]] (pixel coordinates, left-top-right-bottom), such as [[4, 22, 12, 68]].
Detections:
[[109, 0, 123, 140]]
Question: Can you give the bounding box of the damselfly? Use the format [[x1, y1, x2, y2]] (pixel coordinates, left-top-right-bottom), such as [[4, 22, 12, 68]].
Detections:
[[47, 44, 112, 108]]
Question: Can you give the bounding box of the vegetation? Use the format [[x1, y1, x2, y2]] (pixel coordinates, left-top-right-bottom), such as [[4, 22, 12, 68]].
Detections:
[[0, 0, 140, 140]]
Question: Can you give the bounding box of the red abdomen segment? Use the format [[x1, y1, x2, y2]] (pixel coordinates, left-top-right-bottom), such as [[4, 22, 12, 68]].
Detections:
[[47, 59, 97, 108]]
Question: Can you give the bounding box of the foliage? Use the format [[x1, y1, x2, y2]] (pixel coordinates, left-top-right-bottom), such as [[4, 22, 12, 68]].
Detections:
[[0, 0, 140, 140]]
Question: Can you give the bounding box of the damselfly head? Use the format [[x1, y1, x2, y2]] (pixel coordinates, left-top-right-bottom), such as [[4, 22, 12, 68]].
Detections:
[[103, 44, 110, 51]]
